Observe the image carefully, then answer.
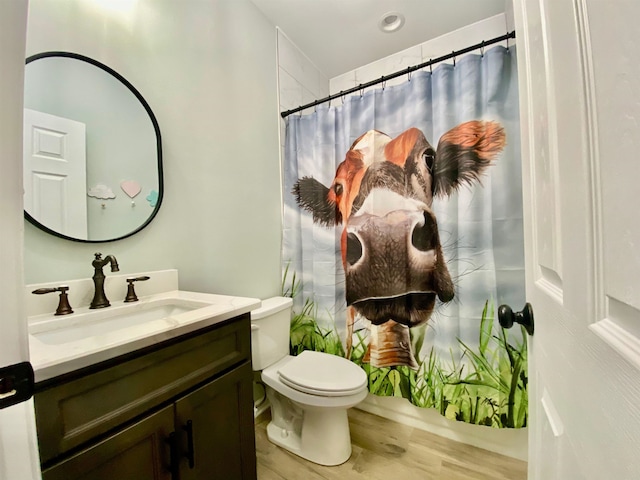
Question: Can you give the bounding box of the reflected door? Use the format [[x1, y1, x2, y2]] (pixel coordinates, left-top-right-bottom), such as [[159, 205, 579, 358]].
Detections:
[[23, 108, 87, 238]]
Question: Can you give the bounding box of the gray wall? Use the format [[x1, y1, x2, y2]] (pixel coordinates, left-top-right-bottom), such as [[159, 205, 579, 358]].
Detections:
[[24, 0, 282, 300]]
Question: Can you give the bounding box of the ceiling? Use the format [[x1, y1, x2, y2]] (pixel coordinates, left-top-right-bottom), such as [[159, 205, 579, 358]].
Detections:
[[249, 0, 507, 78]]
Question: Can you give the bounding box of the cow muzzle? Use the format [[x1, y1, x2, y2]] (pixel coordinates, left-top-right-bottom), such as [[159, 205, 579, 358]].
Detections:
[[344, 199, 454, 327]]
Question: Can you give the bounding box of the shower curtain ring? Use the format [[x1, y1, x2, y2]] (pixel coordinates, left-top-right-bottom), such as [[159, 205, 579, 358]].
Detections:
[[507, 36, 510, 51], [429, 60, 432, 73], [453, 52, 456, 67], [480, 40, 485, 57], [407, 67, 412, 82], [360, 87, 364, 98]]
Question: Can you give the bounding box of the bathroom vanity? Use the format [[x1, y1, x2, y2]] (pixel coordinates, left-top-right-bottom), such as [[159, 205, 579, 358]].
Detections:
[[27, 271, 260, 480]]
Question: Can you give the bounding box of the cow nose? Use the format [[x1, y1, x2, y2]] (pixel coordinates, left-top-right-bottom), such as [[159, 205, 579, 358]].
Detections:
[[411, 211, 437, 252], [346, 232, 363, 266]]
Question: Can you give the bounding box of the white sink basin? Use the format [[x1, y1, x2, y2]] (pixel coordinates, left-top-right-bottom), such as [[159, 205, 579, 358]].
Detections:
[[29, 297, 212, 345], [26, 272, 262, 383]]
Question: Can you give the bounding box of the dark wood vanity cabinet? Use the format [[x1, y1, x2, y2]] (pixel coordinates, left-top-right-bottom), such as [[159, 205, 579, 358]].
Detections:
[[34, 315, 257, 480], [40, 404, 175, 480], [174, 364, 254, 480]]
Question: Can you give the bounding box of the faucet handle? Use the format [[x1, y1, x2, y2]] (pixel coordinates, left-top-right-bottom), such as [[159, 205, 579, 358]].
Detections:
[[124, 276, 150, 303], [32, 286, 74, 316]]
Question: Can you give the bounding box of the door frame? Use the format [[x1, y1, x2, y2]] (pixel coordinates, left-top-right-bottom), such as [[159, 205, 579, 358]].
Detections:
[[0, 1, 42, 479]]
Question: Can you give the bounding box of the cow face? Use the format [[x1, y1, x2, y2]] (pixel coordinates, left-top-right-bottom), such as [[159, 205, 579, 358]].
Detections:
[[293, 121, 505, 328]]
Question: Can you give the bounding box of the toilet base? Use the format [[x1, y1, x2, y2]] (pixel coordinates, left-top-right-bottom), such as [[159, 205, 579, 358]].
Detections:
[[260, 354, 368, 466], [265, 405, 352, 466]]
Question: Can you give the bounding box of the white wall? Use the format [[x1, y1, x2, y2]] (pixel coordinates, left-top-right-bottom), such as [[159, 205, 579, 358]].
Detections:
[[277, 13, 527, 461], [276, 28, 329, 148], [331, 14, 511, 93], [23, 0, 283, 301]]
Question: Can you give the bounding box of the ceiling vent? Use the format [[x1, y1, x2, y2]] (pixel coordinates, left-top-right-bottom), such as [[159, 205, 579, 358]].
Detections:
[[378, 12, 405, 33]]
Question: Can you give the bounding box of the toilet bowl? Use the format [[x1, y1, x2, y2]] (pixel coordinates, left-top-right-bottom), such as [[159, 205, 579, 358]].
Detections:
[[251, 297, 368, 466]]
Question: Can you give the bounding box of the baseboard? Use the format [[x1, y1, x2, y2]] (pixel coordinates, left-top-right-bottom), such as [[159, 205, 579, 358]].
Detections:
[[355, 394, 528, 462], [254, 400, 271, 424]]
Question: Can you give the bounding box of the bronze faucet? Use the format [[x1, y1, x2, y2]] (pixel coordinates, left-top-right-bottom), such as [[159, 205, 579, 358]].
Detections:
[[124, 276, 150, 302], [32, 286, 74, 315], [90, 253, 119, 309]]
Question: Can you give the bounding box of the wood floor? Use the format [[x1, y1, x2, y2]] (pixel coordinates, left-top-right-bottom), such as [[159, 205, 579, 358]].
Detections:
[[255, 408, 527, 480]]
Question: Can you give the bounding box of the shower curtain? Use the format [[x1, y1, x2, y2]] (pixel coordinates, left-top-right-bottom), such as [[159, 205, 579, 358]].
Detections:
[[282, 45, 527, 428]]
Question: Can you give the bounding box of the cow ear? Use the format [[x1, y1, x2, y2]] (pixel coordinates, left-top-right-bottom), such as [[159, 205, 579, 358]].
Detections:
[[432, 120, 506, 197], [384, 128, 422, 167], [293, 176, 342, 226]]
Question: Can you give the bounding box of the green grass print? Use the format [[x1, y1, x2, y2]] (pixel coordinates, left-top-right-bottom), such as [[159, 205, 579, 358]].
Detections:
[[347, 300, 528, 428], [289, 296, 345, 357], [282, 262, 345, 356], [282, 264, 527, 428]]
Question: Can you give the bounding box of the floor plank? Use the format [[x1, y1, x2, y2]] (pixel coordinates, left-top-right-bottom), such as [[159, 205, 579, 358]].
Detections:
[[255, 408, 527, 480]]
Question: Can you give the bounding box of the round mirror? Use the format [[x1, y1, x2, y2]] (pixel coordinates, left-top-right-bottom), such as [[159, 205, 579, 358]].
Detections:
[[23, 52, 163, 243]]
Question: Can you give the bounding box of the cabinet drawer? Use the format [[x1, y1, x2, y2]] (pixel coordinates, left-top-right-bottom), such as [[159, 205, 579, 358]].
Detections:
[[35, 315, 250, 464]]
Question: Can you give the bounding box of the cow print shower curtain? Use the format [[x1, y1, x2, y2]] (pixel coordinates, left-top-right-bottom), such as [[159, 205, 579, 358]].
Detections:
[[282, 45, 527, 428]]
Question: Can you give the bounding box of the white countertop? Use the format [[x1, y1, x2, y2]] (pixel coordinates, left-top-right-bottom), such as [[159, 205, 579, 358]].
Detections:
[[28, 290, 261, 383]]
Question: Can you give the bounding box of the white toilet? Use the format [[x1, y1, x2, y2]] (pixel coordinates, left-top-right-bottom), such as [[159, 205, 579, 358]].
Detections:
[[251, 296, 368, 466]]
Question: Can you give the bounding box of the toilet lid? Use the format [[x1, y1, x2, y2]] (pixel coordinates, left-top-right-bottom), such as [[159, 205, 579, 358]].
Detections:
[[278, 350, 367, 397]]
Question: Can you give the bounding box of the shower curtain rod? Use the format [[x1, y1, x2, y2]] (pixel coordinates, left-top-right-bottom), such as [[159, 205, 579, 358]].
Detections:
[[281, 30, 516, 118]]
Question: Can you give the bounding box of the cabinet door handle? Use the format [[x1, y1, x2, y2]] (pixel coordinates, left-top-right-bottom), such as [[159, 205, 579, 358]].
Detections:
[[183, 420, 195, 469], [165, 432, 180, 479]]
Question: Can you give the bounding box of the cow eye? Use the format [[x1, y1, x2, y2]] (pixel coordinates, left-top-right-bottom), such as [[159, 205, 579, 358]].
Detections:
[[423, 149, 435, 171], [333, 183, 344, 196]]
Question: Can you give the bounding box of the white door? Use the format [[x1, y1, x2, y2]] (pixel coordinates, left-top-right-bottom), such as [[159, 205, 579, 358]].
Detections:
[[0, 3, 42, 480], [514, 0, 640, 478], [23, 108, 87, 238]]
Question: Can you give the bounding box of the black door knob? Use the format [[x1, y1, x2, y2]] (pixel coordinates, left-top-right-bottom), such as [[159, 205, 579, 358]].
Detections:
[[498, 303, 534, 336]]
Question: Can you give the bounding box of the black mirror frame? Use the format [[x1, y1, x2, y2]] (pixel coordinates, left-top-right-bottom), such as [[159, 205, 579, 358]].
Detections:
[[24, 51, 163, 243]]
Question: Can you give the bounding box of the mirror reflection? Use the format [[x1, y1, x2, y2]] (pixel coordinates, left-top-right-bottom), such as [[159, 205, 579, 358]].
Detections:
[[23, 52, 163, 242]]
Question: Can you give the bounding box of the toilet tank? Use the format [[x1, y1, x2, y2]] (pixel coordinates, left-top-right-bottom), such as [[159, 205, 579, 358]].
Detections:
[[250, 296, 293, 370]]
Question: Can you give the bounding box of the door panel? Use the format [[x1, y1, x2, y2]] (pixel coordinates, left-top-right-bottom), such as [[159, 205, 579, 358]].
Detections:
[[514, 0, 640, 478], [41, 406, 174, 480], [175, 362, 256, 480], [586, 0, 640, 352], [526, 0, 564, 293]]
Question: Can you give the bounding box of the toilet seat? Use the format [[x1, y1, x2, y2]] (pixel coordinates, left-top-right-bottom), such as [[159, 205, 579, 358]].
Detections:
[[277, 350, 367, 397]]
